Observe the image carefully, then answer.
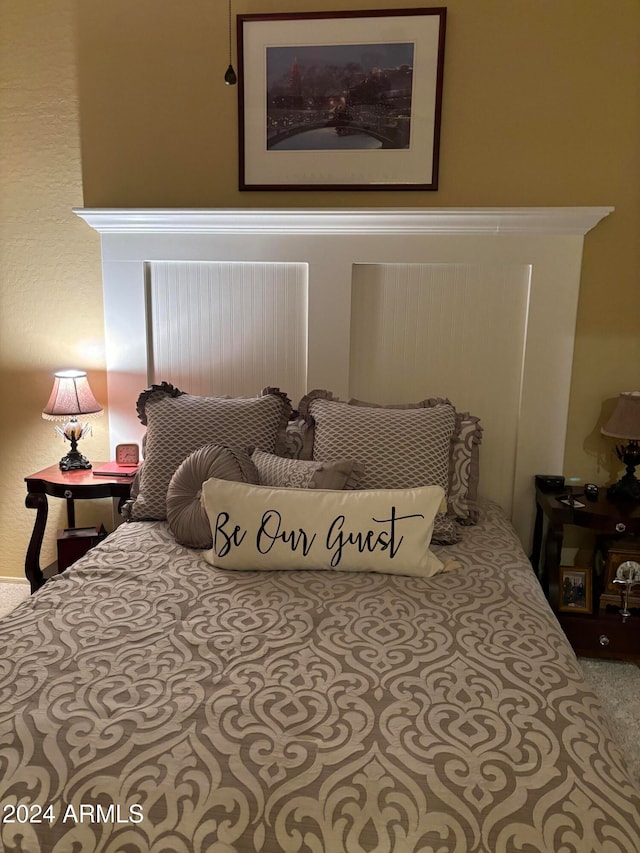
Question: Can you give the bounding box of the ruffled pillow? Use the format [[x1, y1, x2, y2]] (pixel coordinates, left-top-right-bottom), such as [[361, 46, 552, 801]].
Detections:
[[122, 383, 290, 521], [297, 390, 459, 544]]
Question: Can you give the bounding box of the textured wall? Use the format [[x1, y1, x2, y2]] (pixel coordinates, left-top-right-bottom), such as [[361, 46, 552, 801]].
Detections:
[[1, 0, 639, 580], [0, 0, 109, 579]]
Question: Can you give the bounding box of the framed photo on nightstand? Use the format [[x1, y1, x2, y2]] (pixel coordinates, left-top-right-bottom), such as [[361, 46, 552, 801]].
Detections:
[[599, 543, 640, 612], [558, 566, 592, 614]]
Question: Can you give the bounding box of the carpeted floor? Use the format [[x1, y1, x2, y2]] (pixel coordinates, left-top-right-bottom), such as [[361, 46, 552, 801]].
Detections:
[[578, 656, 640, 785], [0, 581, 30, 619], [1, 582, 639, 785]]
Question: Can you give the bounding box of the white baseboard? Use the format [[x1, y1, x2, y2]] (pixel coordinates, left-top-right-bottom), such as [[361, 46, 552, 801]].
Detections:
[[0, 576, 30, 586]]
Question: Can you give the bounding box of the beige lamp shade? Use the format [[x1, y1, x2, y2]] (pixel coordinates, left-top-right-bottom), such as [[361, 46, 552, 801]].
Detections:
[[42, 370, 103, 421], [601, 391, 640, 441], [42, 370, 103, 471]]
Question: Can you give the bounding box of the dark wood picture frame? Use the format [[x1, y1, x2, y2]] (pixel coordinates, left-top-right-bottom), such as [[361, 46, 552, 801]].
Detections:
[[599, 543, 640, 611], [237, 8, 447, 191], [558, 566, 593, 614]]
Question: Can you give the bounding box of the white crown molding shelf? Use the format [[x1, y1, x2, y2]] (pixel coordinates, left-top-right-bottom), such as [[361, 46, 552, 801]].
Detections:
[[74, 207, 614, 236]]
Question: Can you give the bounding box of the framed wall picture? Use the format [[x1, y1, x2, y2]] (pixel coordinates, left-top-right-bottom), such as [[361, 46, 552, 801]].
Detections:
[[237, 8, 447, 191], [558, 566, 593, 614]]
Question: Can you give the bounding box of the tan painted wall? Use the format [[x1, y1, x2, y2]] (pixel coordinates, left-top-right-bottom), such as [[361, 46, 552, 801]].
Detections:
[[1, 0, 638, 579], [0, 0, 109, 581]]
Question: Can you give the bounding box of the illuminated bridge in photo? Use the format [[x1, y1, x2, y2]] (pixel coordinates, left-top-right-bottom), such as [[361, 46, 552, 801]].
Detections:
[[267, 117, 408, 149]]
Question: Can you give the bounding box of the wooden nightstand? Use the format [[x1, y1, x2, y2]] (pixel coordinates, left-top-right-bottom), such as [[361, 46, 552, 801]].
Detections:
[[531, 483, 640, 660], [24, 464, 135, 593]]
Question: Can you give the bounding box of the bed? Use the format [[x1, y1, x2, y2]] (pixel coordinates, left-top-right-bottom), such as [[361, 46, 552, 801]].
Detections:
[[2, 383, 639, 853]]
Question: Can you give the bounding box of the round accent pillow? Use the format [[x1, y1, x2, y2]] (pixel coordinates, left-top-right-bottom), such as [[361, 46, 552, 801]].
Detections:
[[167, 444, 259, 548]]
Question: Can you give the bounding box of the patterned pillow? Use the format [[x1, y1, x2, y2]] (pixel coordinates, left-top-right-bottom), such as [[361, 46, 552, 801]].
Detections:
[[349, 396, 482, 523], [284, 415, 315, 460], [448, 414, 482, 523], [167, 444, 260, 549], [123, 383, 291, 521], [298, 391, 459, 544], [252, 450, 364, 490]]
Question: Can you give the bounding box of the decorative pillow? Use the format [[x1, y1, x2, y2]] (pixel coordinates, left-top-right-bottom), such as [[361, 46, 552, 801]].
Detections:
[[448, 414, 482, 522], [298, 391, 459, 544], [348, 396, 483, 523], [167, 444, 260, 548], [284, 414, 314, 460], [201, 477, 449, 577], [122, 383, 291, 521], [252, 449, 364, 490]]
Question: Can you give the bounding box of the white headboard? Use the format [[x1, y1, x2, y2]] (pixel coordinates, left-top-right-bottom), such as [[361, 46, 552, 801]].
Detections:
[[75, 206, 612, 549]]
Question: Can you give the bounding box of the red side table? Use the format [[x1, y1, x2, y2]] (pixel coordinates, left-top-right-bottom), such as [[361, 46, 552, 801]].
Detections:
[[24, 464, 135, 592]]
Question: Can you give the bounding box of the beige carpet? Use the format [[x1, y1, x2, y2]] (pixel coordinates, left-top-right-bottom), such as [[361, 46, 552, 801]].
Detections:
[[0, 582, 639, 785], [579, 656, 640, 786], [0, 581, 30, 619]]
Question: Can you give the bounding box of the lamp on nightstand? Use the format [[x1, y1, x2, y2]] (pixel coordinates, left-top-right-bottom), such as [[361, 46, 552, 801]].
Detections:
[[42, 370, 103, 471], [601, 391, 640, 501]]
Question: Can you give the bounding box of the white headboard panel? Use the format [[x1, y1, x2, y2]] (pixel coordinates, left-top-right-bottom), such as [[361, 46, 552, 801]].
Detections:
[[75, 207, 613, 549], [349, 262, 532, 518], [147, 261, 308, 401]]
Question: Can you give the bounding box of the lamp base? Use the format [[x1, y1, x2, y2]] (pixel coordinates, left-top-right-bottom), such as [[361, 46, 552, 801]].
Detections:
[[607, 473, 640, 502], [59, 450, 92, 471]]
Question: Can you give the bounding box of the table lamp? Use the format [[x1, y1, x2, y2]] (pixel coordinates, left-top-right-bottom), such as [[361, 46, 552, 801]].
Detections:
[[42, 370, 103, 470], [601, 391, 640, 501]]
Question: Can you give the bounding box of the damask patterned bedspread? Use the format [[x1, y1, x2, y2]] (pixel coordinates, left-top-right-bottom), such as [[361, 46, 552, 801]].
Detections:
[[1, 502, 639, 852]]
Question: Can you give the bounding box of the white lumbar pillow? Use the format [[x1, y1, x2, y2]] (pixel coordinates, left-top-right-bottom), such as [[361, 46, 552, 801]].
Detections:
[[201, 477, 447, 577]]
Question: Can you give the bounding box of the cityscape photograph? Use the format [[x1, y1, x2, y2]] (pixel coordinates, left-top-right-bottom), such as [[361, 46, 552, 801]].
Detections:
[[266, 42, 415, 151]]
